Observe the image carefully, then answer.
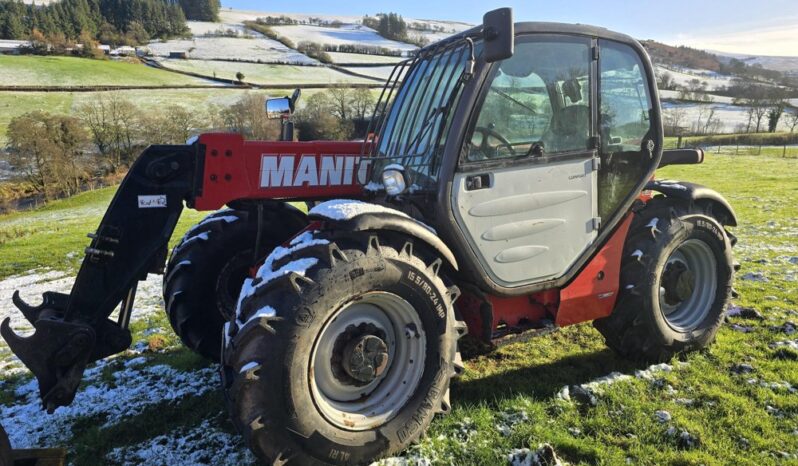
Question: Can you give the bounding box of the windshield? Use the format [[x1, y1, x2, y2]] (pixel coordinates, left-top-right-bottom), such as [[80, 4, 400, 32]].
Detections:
[[369, 41, 474, 189]]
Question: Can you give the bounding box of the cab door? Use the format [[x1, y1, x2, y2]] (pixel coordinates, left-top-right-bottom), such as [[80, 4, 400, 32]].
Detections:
[[451, 35, 598, 288]]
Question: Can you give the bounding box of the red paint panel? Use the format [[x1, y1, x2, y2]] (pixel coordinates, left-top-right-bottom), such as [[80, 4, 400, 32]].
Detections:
[[555, 213, 634, 327], [193, 133, 370, 210]]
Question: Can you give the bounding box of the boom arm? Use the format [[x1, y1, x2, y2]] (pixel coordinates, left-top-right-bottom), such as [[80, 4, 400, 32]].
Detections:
[[1, 133, 368, 412]]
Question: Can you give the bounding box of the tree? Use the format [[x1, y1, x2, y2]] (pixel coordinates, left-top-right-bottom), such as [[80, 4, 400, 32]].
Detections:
[[141, 105, 204, 144], [786, 111, 798, 133], [236, 71, 245, 83], [78, 94, 142, 171], [6, 111, 89, 198], [294, 92, 353, 141], [78, 29, 104, 59], [215, 93, 280, 140], [656, 71, 675, 91], [767, 100, 786, 133], [663, 106, 687, 136]]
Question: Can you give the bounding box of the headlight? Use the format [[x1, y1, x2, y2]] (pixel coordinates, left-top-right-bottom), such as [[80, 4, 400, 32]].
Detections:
[[381, 165, 407, 196]]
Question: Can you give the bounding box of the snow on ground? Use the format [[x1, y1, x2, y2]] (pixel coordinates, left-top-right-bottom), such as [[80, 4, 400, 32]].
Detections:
[[2, 359, 217, 447], [0, 269, 165, 375], [340, 65, 401, 81], [271, 24, 417, 54], [656, 65, 736, 91], [144, 37, 317, 64], [658, 89, 735, 105], [659, 101, 795, 133], [156, 59, 378, 85], [106, 419, 256, 465], [327, 52, 403, 64], [219, 8, 364, 26], [186, 21, 254, 38]]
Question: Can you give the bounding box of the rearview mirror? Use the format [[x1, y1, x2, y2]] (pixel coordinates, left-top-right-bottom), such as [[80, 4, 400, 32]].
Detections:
[[265, 97, 291, 120], [483, 8, 514, 63]]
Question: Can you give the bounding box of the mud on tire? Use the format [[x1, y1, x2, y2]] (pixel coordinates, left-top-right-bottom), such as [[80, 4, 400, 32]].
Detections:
[[222, 230, 465, 465], [594, 197, 735, 362], [164, 208, 302, 360]]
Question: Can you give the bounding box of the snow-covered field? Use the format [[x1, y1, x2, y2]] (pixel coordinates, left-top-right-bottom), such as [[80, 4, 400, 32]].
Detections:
[[340, 65, 400, 81], [327, 52, 403, 64], [271, 24, 417, 54], [186, 20, 254, 38], [661, 101, 796, 133], [144, 37, 317, 64], [656, 65, 736, 91], [156, 59, 379, 85]]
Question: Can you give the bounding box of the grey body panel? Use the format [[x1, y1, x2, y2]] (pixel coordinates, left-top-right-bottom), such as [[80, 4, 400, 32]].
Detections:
[[452, 156, 598, 287]]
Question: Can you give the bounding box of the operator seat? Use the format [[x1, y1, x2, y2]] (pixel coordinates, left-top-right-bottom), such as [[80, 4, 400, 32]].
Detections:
[[543, 105, 590, 153]]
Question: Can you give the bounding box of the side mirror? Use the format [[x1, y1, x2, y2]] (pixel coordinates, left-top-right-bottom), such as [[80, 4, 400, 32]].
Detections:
[[265, 89, 302, 120], [483, 7, 514, 63], [265, 97, 292, 120]]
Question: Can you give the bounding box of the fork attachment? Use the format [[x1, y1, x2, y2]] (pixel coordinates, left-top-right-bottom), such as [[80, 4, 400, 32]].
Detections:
[[0, 143, 198, 412]]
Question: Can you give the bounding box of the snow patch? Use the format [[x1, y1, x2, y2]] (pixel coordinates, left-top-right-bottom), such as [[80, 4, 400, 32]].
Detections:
[[1, 362, 217, 447], [309, 199, 411, 221], [106, 418, 256, 466]]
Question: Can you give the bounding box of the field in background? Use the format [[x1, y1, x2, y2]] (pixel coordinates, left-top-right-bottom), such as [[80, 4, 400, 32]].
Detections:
[[0, 55, 214, 87], [0, 153, 796, 464]]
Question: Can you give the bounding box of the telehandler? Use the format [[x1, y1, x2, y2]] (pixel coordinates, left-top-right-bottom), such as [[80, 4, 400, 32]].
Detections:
[[2, 8, 736, 465]]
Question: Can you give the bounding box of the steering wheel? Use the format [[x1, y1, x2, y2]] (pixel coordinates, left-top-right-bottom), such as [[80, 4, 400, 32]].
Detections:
[[473, 126, 515, 157]]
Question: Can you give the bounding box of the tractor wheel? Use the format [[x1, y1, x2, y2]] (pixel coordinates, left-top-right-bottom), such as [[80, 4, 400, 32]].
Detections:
[[0, 424, 11, 466], [164, 208, 299, 361], [222, 230, 465, 465], [594, 197, 734, 362]]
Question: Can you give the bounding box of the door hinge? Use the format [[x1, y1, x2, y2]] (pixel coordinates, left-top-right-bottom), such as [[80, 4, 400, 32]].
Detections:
[[591, 157, 601, 171], [592, 217, 602, 231], [590, 135, 601, 150], [592, 45, 600, 61]]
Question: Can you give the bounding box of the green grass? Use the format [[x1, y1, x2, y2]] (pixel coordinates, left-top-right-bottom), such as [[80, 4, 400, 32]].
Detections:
[[0, 186, 206, 280], [1, 153, 797, 464], [0, 55, 213, 87]]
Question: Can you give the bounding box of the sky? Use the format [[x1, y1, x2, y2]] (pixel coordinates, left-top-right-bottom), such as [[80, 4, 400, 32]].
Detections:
[[222, 0, 798, 56]]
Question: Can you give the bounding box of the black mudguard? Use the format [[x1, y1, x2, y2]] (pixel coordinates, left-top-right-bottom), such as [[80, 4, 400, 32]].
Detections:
[[646, 180, 738, 227], [309, 208, 459, 271]]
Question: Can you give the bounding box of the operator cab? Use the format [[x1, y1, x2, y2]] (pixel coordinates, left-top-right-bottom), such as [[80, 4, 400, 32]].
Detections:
[[366, 16, 661, 295]]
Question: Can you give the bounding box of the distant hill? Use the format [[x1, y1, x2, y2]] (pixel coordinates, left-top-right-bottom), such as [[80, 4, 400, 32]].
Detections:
[[642, 40, 723, 72], [712, 50, 798, 76]]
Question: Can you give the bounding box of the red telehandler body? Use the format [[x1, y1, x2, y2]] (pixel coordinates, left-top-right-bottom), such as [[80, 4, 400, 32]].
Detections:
[[1, 8, 736, 465]]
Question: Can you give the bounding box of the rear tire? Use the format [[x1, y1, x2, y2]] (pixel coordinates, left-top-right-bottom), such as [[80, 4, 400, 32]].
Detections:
[[164, 208, 302, 360], [222, 230, 465, 465], [0, 424, 11, 466], [594, 198, 734, 362]]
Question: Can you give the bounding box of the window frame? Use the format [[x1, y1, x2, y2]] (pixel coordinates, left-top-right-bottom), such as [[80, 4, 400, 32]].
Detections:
[[458, 33, 597, 172]]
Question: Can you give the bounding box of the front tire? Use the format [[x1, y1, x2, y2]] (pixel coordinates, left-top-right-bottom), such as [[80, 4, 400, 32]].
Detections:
[[594, 198, 734, 362], [164, 208, 302, 360], [222, 230, 464, 465]]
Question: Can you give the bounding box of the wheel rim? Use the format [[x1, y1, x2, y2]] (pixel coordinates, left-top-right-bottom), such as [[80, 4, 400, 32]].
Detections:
[[310, 292, 426, 431], [658, 239, 717, 331]]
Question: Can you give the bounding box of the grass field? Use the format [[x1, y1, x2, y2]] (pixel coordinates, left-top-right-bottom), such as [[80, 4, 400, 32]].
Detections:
[[0, 55, 213, 87], [156, 59, 380, 85], [0, 153, 797, 464]]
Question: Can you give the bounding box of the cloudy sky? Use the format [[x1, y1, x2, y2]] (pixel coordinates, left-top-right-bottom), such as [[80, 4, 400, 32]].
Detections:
[[223, 0, 798, 57]]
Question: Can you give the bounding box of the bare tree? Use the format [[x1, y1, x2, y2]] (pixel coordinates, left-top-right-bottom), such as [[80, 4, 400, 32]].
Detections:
[[216, 93, 280, 140], [6, 111, 89, 198], [786, 111, 798, 133], [78, 93, 142, 171], [663, 106, 688, 136]]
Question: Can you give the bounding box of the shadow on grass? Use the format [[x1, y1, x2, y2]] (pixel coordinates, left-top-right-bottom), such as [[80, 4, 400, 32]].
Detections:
[[453, 347, 652, 407]]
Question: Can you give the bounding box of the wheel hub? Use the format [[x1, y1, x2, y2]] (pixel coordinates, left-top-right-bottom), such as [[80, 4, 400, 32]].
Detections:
[[661, 261, 695, 305], [342, 334, 389, 383]]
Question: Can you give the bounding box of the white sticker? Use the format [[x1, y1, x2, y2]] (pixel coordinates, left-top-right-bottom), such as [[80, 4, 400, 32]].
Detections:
[[138, 195, 167, 208]]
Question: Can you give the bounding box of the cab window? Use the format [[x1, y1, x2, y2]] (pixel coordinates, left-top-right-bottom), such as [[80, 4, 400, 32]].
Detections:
[[598, 39, 655, 219], [465, 35, 592, 162]]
